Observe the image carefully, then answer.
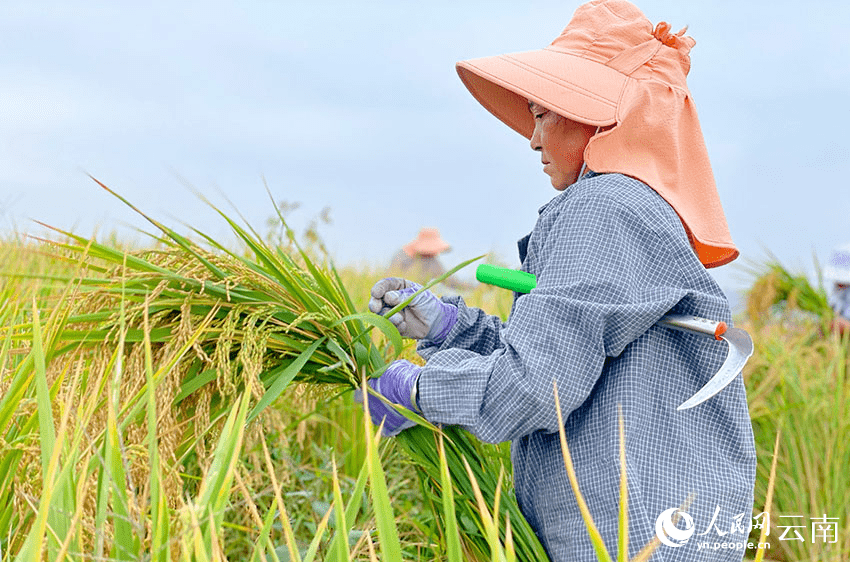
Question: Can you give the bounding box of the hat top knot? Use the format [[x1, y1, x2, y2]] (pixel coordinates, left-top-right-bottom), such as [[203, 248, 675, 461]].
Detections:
[[652, 22, 695, 54]]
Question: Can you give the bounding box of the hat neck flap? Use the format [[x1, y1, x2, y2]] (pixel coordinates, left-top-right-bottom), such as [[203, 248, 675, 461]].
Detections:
[[584, 78, 738, 268]]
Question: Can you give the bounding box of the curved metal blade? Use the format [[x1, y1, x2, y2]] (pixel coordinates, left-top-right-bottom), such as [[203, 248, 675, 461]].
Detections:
[[677, 327, 754, 411]]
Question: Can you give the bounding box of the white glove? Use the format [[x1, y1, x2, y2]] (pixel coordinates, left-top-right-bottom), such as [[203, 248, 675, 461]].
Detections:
[[368, 277, 458, 342]]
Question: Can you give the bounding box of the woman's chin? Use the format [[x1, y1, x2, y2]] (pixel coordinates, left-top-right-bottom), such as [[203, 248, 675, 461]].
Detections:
[[550, 177, 570, 191]]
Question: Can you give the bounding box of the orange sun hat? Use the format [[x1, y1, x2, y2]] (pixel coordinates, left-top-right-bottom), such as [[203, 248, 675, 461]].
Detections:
[[402, 228, 451, 257], [456, 0, 738, 268]]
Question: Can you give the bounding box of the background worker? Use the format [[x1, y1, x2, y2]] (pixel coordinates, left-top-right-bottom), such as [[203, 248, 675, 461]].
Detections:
[[388, 227, 451, 282], [361, 2, 757, 560]]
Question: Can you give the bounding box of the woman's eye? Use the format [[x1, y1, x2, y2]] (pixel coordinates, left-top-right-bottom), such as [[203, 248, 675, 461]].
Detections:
[[534, 112, 545, 120]]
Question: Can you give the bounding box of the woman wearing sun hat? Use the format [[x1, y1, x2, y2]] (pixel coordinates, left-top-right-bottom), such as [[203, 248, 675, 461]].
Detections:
[[388, 227, 452, 282], [363, 1, 757, 560]]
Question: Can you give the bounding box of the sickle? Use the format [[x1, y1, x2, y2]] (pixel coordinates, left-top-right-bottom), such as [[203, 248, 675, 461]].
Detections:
[[656, 315, 754, 410], [475, 264, 754, 410]]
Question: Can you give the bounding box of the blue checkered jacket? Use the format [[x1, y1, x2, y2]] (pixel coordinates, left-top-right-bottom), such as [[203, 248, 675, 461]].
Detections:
[[417, 173, 757, 561]]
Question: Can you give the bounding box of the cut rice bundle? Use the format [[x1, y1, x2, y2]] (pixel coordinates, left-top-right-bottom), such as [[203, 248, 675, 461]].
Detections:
[[19, 181, 549, 561]]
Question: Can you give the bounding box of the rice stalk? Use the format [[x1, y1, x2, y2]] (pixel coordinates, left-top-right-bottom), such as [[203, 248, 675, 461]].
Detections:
[[437, 430, 463, 562], [551, 381, 700, 562], [752, 431, 780, 562], [4, 179, 547, 560], [743, 311, 850, 561], [553, 380, 613, 562]]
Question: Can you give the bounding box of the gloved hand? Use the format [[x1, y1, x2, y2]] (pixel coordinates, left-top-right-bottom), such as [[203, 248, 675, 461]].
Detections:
[[354, 360, 422, 437], [368, 277, 458, 343]]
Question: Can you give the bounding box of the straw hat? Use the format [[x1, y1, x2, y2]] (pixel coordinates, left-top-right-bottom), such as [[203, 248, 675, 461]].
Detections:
[[402, 228, 451, 257], [456, 0, 737, 268], [824, 244, 850, 284]]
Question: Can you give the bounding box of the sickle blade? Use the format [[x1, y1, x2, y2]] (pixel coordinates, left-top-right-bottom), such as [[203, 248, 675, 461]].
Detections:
[[677, 327, 754, 411]]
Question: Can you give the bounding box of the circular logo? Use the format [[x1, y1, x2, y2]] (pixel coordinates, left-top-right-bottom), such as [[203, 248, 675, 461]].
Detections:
[[655, 508, 695, 548]]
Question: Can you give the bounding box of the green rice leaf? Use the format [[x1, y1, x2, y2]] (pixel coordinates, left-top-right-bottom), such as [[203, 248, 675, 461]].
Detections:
[[438, 431, 463, 562], [382, 254, 486, 321], [330, 458, 350, 562], [505, 515, 516, 562], [753, 432, 781, 562], [14, 300, 65, 561], [197, 390, 251, 521], [144, 304, 169, 562], [90, 175, 229, 281], [327, 457, 369, 556], [362, 378, 404, 561], [174, 368, 217, 404], [249, 500, 281, 562], [301, 501, 333, 562], [247, 337, 326, 423], [326, 337, 355, 370], [32, 299, 56, 480], [332, 312, 403, 359]]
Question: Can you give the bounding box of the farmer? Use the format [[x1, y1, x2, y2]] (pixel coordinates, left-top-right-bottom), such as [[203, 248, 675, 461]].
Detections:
[[363, 1, 757, 560], [388, 227, 451, 282], [824, 243, 850, 334]]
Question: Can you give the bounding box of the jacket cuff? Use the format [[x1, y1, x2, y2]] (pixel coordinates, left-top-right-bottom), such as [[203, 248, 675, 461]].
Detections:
[[417, 295, 468, 360]]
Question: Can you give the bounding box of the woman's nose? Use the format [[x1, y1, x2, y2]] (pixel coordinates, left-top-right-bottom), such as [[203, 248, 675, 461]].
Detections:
[[530, 125, 542, 152]]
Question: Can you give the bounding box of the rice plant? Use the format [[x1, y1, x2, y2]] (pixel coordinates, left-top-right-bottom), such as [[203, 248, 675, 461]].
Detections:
[[741, 311, 850, 561], [1, 179, 547, 559], [745, 259, 831, 323]]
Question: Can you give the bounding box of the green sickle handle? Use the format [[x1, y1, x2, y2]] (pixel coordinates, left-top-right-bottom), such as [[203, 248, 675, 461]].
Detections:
[[475, 264, 750, 411], [475, 264, 728, 339], [475, 264, 537, 294]]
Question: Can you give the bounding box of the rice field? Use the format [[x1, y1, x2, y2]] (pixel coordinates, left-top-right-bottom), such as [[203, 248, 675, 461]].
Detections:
[[0, 189, 848, 561]]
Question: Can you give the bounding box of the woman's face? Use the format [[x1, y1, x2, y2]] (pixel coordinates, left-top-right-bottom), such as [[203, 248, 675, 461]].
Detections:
[[528, 101, 597, 191]]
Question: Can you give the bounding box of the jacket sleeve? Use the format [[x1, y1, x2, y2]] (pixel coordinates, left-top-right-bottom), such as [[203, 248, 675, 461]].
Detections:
[[416, 295, 506, 361], [417, 191, 692, 443]]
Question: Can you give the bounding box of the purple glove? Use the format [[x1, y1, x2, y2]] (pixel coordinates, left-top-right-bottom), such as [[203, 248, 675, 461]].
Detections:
[[355, 360, 422, 437], [368, 278, 458, 344]]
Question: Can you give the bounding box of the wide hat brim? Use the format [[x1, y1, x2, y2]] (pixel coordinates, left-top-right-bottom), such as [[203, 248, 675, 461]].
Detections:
[[456, 46, 740, 269], [456, 47, 625, 138]]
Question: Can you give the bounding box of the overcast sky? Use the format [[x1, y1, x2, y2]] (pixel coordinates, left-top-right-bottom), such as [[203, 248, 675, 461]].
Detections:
[[2, 1, 849, 300]]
